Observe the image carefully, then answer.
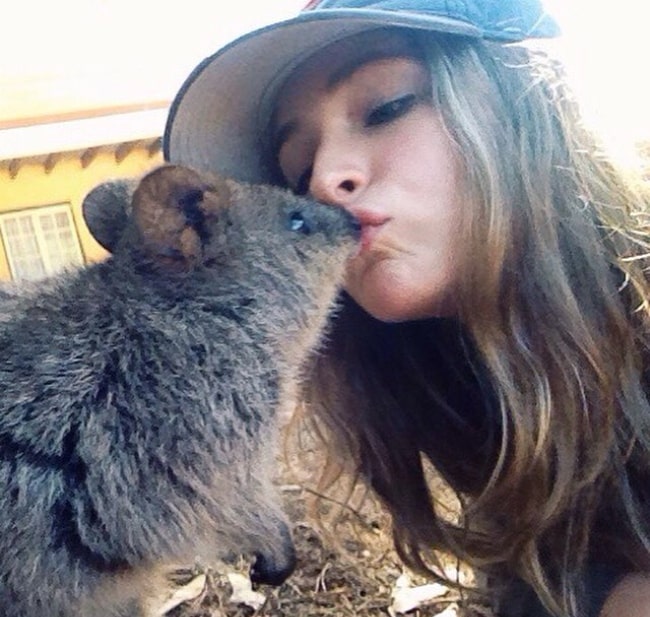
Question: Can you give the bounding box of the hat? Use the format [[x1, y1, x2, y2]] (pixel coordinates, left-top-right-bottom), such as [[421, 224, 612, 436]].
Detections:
[[163, 0, 559, 184]]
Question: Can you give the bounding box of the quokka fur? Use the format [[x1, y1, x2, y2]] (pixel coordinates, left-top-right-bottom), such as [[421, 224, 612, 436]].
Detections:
[[0, 164, 359, 616]]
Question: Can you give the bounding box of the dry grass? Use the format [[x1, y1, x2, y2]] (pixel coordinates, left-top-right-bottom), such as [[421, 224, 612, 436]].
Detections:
[[163, 424, 496, 617], [165, 487, 487, 617]]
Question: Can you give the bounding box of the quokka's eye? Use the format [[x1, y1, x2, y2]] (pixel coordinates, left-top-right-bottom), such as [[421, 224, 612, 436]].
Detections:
[[288, 211, 311, 235]]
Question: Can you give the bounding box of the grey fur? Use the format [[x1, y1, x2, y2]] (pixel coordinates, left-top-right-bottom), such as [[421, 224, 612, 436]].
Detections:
[[0, 165, 358, 617]]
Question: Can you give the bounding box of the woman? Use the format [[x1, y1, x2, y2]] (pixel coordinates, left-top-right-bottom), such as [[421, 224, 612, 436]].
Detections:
[[163, 1, 650, 615]]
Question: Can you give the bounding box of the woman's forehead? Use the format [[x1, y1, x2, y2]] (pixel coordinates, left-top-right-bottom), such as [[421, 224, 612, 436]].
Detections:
[[283, 28, 423, 91]]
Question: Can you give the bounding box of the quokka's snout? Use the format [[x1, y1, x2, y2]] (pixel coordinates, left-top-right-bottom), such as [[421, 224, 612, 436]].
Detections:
[[250, 520, 297, 586]]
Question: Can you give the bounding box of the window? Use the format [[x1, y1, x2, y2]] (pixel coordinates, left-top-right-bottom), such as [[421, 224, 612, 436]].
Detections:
[[0, 204, 83, 282]]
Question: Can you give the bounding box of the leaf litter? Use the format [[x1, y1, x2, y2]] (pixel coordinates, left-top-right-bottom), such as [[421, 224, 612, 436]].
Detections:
[[157, 423, 496, 617]]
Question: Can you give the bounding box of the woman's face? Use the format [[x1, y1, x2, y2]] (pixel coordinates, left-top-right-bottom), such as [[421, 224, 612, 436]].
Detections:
[[273, 30, 466, 321]]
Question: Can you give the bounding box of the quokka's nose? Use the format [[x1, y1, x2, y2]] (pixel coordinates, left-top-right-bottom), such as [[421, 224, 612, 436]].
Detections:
[[249, 524, 297, 586], [308, 201, 361, 243]]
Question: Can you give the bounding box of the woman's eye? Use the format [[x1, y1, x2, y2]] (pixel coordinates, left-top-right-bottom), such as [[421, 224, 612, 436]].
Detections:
[[366, 94, 417, 127]]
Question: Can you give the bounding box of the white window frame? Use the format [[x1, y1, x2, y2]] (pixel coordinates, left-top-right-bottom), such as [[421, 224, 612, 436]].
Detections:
[[0, 204, 84, 282]]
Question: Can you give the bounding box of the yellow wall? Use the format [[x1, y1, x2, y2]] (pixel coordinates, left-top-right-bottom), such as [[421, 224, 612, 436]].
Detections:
[[0, 144, 162, 280]]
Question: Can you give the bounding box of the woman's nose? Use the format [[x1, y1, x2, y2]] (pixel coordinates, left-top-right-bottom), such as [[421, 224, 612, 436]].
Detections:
[[308, 139, 369, 207]]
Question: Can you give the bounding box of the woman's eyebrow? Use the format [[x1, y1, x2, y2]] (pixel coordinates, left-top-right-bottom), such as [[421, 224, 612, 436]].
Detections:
[[325, 52, 417, 89]]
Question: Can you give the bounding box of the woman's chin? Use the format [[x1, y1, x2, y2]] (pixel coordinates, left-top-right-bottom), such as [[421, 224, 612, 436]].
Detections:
[[347, 284, 453, 323]]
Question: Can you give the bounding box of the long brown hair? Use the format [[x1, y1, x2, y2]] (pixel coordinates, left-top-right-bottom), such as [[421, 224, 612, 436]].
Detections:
[[297, 32, 650, 616]]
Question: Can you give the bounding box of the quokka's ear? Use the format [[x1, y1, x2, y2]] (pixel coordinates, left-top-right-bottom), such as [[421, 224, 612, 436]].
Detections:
[[131, 164, 232, 268], [82, 178, 138, 252]]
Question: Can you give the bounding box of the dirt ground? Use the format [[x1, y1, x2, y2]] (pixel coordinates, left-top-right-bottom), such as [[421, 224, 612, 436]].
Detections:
[[164, 425, 496, 617]]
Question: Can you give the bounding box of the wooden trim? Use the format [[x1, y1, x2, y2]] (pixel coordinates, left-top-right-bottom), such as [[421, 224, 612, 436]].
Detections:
[[8, 159, 20, 179], [80, 147, 100, 169], [0, 100, 170, 130], [43, 153, 60, 174]]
